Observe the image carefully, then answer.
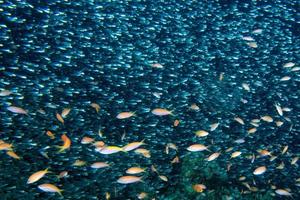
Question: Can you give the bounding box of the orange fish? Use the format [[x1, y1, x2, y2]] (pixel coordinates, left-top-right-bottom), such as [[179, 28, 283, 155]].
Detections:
[[56, 134, 71, 152], [91, 103, 100, 113], [56, 113, 64, 124], [27, 168, 50, 184], [46, 131, 55, 139], [61, 108, 71, 118], [6, 151, 21, 159], [38, 183, 63, 196], [116, 111, 136, 119], [7, 106, 28, 115], [151, 108, 173, 116], [173, 119, 180, 127]]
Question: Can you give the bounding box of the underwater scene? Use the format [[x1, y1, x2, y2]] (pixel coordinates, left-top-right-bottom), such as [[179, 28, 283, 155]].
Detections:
[[0, 0, 299, 199]]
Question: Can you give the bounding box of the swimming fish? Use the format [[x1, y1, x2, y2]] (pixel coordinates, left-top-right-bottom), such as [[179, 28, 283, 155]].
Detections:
[[116, 111, 136, 119], [253, 166, 267, 175], [151, 108, 173, 116], [38, 183, 63, 196], [27, 168, 50, 184], [117, 176, 143, 184], [123, 140, 145, 152], [7, 106, 28, 115], [187, 144, 209, 152], [56, 134, 71, 152], [126, 167, 146, 174]]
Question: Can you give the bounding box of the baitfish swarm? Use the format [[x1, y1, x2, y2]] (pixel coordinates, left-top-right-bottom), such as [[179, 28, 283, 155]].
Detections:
[[0, 0, 299, 199]]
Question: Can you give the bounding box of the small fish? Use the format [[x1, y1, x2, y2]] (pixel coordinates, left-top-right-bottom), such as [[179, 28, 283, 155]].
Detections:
[[158, 175, 168, 182], [283, 62, 295, 68], [275, 121, 284, 127], [0, 142, 13, 151], [195, 130, 209, 137], [27, 168, 50, 184], [242, 83, 250, 91], [116, 111, 136, 119], [239, 176, 246, 181], [219, 72, 224, 81], [56, 113, 64, 124], [7, 106, 28, 115], [282, 145, 288, 154], [38, 183, 63, 196], [99, 146, 124, 154], [247, 42, 258, 48], [280, 76, 291, 81], [189, 104, 200, 111], [58, 171, 68, 179], [61, 108, 71, 118], [192, 184, 206, 193], [253, 166, 266, 175], [151, 63, 163, 68], [291, 157, 299, 165], [137, 192, 148, 199], [123, 140, 145, 152], [152, 108, 174, 116], [257, 149, 272, 157], [46, 131, 55, 139], [91, 103, 100, 113], [91, 162, 110, 169], [126, 167, 146, 174], [242, 36, 254, 41], [234, 117, 245, 125], [275, 189, 292, 196], [6, 151, 21, 159], [72, 160, 86, 166], [187, 144, 209, 152], [173, 119, 180, 127], [81, 136, 94, 144], [206, 152, 220, 161], [276, 162, 285, 170], [0, 90, 12, 96], [93, 141, 105, 148], [234, 138, 245, 144], [134, 148, 151, 158], [105, 192, 110, 200], [252, 29, 263, 34], [56, 134, 71, 152], [210, 123, 219, 131], [261, 115, 273, 122], [231, 151, 242, 158], [247, 128, 257, 134], [117, 176, 143, 184], [171, 156, 180, 164], [274, 103, 283, 116]]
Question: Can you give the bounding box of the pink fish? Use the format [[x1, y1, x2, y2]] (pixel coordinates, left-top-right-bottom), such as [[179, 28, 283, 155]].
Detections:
[[7, 106, 28, 115]]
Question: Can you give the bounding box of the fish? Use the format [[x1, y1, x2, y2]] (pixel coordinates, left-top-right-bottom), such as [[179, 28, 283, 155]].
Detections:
[[192, 184, 206, 193], [91, 162, 110, 169], [116, 111, 136, 119], [46, 131, 55, 139], [151, 108, 173, 116], [61, 108, 71, 118], [261, 115, 273, 122], [7, 106, 28, 115], [195, 130, 209, 137], [91, 103, 100, 113], [234, 117, 245, 125], [56, 134, 71, 152], [56, 113, 64, 124], [123, 140, 145, 152], [126, 167, 146, 174], [274, 103, 283, 116], [209, 123, 219, 131], [98, 146, 124, 154], [117, 176, 143, 184], [230, 151, 242, 158], [253, 166, 267, 175], [27, 168, 50, 184], [206, 152, 220, 161], [283, 62, 295, 68], [282, 145, 288, 154], [6, 151, 21, 159], [173, 119, 180, 127], [81, 136, 95, 144], [187, 144, 210, 152], [0, 90, 12, 96], [275, 189, 292, 196], [158, 175, 168, 182], [72, 160, 86, 167], [38, 183, 63, 196], [0, 142, 13, 151]]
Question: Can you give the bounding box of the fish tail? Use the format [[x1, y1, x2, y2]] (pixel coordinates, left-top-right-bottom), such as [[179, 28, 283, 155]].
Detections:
[[55, 145, 66, 153]]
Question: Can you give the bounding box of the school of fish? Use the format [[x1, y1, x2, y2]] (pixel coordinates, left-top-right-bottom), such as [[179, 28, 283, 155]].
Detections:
[[0, 0, 299, 199]]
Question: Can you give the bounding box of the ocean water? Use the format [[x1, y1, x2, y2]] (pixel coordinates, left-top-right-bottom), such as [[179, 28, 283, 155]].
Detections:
[[0, 0, 299, 199]]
